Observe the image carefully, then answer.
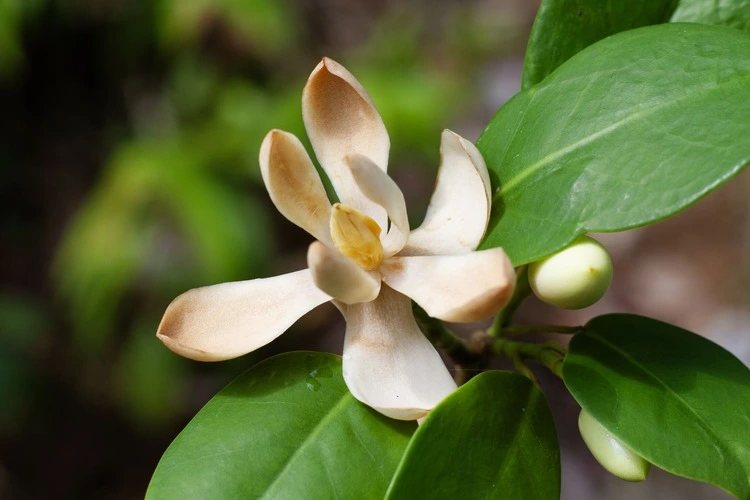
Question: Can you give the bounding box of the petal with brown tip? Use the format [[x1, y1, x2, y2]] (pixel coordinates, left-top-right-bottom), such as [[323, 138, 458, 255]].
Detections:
[[157, 270, 331, 361], [401, 130, 491, 256], [259, 129, 332, 245], [380, 248, 515, 323], [302, 57, 389, 227]]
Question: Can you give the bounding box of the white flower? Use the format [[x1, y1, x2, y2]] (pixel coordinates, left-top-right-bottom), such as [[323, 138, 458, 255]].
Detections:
[[157, 58, 516, 420]]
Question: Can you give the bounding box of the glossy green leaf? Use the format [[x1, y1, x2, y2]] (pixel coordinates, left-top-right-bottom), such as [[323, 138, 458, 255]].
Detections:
[[671, 0, 750, 32], [386, 371, 559, 499], [147, 351, 414, 499], [563, 314, 750, 498], [522, 0, 676, 88], [478, 24, 750, 265]]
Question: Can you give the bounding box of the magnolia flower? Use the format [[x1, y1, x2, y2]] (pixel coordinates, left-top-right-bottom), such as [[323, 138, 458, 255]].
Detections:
[[157, 58, 515, 420]]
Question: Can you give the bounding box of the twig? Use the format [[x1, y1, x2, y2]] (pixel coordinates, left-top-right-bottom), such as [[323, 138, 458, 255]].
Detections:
[[489, 265, 531, 337], [487, 336, 566, 379], [413, 304, 481, 367], [502, 324, 582, 336]]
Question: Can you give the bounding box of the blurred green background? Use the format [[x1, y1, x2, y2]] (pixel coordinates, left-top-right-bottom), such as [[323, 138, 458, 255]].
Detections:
[[1, 1, 747, 498]]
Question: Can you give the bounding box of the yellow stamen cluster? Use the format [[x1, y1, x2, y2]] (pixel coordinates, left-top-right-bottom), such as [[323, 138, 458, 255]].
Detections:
[[330, 203, 384, 271]]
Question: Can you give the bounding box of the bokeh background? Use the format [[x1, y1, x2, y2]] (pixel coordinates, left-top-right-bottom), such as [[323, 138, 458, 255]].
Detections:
[[1, 0, 747, 498]]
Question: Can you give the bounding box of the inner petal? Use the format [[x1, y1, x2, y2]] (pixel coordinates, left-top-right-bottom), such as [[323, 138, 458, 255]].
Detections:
[[400, 130, 491, 256], [346, 154, 410, 257], [302, 58, 389, 229], [330, 203, 384, 271]]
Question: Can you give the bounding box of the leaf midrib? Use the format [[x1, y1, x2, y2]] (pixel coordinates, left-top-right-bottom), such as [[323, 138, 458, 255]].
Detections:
[[492, 386, 553, 497], [586, 331, 749, 488], [494, 71, 750, 201], [260, 393, 353, 499]]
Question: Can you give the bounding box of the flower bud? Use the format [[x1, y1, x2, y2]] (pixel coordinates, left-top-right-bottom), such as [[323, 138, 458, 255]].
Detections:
[[578, 409, 651, 482], [528, 235, 613, 309]]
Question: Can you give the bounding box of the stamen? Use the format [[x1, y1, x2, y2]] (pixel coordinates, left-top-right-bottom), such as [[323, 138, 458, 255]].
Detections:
[[330, 204, 384, 270]]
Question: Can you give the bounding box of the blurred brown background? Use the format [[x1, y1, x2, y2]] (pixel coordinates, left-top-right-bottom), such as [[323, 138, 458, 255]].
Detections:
[[0, 0, 747, 498]]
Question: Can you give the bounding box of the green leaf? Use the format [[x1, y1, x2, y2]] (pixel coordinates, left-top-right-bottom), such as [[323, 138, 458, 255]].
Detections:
[[671, 0, 750, 32], [522, 0, 676, 88], [385, 371, 559, 499], [563, 314, 750, 498], [477, 24, 750, 265], [147, 351, 414, 499]]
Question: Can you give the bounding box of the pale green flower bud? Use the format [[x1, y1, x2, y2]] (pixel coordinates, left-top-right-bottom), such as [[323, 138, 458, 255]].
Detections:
[[528, 235, 613, 309], [578, 409, 651, 482]]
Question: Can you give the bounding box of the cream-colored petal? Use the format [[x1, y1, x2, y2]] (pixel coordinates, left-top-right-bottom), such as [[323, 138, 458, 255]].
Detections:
[[307, 241, 381, 304], [380, 248, 515, 323], [157, 270, 330, 361], [346, 154, 409, 256], [342, 286, 457, 420], [259, 130, 332, 245], [302, 57, 389, 227], [401, 130, 491, 256]]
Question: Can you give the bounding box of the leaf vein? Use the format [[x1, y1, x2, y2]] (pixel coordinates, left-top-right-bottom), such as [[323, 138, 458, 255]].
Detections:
[[495, 72, 750, 201], [493, 386, 541, 484], [586, 332, 746, 474], [260, 394, 353, 498]]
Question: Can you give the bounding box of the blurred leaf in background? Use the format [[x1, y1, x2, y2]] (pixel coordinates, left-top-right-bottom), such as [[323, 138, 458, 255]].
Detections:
[[0, 0, 24, 77], [0, 294, 45, 434], [0, 0, 45, 78], [155, 0, 297, 58], [53, 137, 273, 354], [116, 317, 188, 428]]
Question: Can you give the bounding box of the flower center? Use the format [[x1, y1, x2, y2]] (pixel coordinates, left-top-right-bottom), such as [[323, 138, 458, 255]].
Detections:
[[330, 203, 384, 271]]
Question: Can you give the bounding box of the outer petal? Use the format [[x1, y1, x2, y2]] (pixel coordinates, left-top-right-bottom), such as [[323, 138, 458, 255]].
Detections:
[[401, 130, 491, 256], [259, 130, 332, 246], [302, 57, 389, 227], [307, 241, 381, 304], [347, 154, 409, 256], [380, 248, 515, 323], [157, 270, 330, 361], [342, 286, 457, 420]]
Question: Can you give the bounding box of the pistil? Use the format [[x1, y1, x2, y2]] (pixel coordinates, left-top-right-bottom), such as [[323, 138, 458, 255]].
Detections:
[[330, 203, 384, 271]]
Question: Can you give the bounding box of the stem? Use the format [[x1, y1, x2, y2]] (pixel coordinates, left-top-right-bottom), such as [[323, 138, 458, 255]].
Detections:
[[415, 303, 573, 381], [489, 265, 531, 337], [510, 354, 538, 383], [541, 341, 568, 355], [413, 304, 480, 367], [488, 337, 566, 379], [502, 324, 582, 336]]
